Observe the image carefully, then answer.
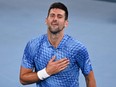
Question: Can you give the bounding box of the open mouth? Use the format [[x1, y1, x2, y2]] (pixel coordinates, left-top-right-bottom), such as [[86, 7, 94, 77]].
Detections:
[[51, 23, 58, 26]]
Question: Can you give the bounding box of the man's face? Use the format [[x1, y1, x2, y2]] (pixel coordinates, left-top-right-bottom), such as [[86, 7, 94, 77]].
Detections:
[[46, 8, 68, 34]]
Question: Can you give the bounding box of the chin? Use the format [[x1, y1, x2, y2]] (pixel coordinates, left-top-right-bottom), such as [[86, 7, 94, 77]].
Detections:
[[50, 30, 59, 34]]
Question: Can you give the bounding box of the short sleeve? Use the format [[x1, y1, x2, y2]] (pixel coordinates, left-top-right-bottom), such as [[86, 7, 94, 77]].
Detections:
[[76, 46, 92, 75], [21, 41, 35, 69]]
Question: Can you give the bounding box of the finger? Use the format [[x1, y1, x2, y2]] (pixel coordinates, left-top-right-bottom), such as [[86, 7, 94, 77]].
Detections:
[[58, 59, 69, 66], [49, 56, 56, 62], [59, 61, 69, 67], [56, 58, 69, 64], [59, 65, 68, 71]]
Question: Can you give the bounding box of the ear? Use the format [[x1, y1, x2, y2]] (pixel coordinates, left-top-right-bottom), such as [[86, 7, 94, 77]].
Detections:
[[45, 18, 47, 25], [65, 20, 68, 28]]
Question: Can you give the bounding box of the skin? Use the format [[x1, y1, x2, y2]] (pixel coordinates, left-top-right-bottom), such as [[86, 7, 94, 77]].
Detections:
[[20, 8, 96, 87]]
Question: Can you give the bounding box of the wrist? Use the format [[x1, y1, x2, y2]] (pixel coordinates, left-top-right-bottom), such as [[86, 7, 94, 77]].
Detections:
[[37, 68, 50, 80]]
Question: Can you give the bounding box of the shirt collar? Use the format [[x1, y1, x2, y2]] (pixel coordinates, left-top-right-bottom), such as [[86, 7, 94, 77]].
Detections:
[[45, 34, 69, 49]]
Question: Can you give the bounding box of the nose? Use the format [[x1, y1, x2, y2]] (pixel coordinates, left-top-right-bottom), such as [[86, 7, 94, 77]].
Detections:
[[53, 16, 58, 21]]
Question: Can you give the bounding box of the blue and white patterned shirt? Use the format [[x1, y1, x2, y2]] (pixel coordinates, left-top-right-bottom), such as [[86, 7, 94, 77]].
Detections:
[[21, 34, 92, 87]]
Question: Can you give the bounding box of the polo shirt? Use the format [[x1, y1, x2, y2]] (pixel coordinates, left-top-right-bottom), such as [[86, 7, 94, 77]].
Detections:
[[21, 34, 92, 87]]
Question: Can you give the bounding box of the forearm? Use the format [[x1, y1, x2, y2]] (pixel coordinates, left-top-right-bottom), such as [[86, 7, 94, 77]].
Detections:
[[86, 77, 96, 87], [20, 72, 40, 85], [85, 71, 96, 87], [20, 67, 50, 85], [20, 66, 41, 85]]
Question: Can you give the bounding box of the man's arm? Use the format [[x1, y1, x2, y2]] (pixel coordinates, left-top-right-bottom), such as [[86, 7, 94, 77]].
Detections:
[[20, 56, 69, 85], [85, 71, 96, 87], [20, 66, 39, 85]]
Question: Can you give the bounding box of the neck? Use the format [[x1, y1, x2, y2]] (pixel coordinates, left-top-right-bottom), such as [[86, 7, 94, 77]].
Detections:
[[47, 30, 64, 48]]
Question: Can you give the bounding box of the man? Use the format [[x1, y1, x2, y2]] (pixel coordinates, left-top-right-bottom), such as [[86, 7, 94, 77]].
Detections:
[[20, 2, 96, 87]]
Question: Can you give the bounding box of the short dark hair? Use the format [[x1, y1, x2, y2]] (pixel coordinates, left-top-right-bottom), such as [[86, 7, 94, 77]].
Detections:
[[47, 2, 68, 20]]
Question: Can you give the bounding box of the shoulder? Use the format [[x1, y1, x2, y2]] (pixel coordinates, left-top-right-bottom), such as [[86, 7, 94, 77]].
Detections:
[[27, 34, 46, 46], [25, 34, 47, 51], [65, 34, 85, 49]]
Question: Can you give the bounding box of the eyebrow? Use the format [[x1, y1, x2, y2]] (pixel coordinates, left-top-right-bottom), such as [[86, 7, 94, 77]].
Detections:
[[49, 13, 64, 16]]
